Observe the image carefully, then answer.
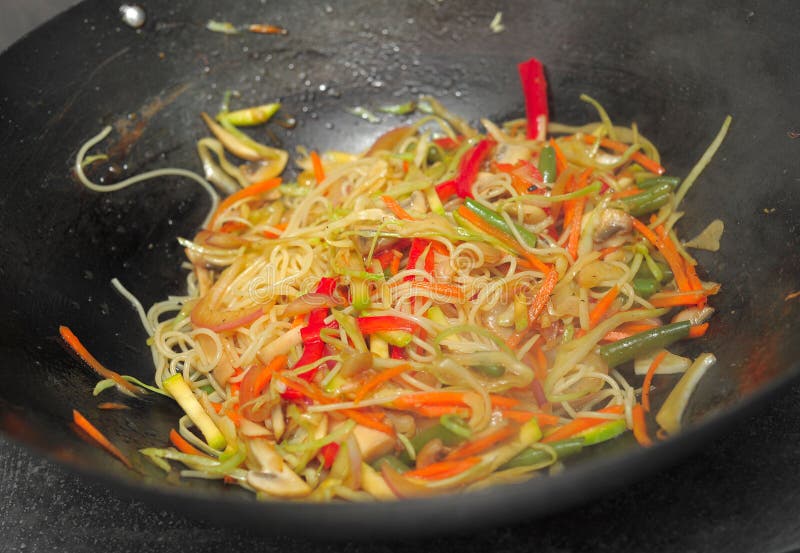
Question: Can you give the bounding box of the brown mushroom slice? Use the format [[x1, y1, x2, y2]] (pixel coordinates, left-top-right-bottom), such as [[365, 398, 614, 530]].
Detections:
[[593, 208, 632, 243], [246, 438, 311, 498]]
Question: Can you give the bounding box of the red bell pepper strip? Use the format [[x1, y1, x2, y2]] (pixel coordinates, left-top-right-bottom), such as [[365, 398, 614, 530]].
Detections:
[[357, 316, 420, 336], [320, 442, 339, 469], [435, 139, 495, 200], [390, 345, 406, 360], [404, 238, 429, 280], [518, 57, 549, 141], [282, 278, 339, 399]]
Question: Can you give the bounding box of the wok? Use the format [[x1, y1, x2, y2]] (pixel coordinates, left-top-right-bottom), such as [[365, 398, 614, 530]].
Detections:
[[1, 0, 798, 540]]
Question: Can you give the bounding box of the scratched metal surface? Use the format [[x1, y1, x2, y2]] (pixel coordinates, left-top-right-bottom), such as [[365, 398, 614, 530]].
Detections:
[[2, 381, 800, 552]]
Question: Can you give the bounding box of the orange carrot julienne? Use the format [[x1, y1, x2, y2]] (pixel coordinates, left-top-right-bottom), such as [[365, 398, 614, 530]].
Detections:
[[341, 408, 394, 435], [447, 425, 517, 461], [611, 187, 644, 199], [406, 456, 481, 480], [549, 138, 568, 173], [567, 196, 585, 259], [310, 151, 325, 184], [541, 405, 624, 443], [169, 428, 206, 456], [683, 259, 705, 294], [253, 354, 288, 396], [391, 391, 519, 410], [505, 331, 525, 350], [688, 323, 709, 338], [503, 410, 560, 426], [589, 285, 620, 328], [632, 404, 654, 446], [97, 402, 129, 410], [655, 227, 691, 292], [641, 350, 667, 412], [649, 292, 710, 308], [533, 344, 548, 381], [59, 326, 140, 396], [73, 409, 132, 469], [600, 245, 621, 258], [354, 364, 411, 403], [381, 195, 415, 220], [389, 252, 402, 275], [412, 405, 471, 418], [528, 269, 560, 325], [581, 135, 665, 175], [631, 218, 660, 245], [457, 205, 550, 273], [210, 177, 281, 226], [402, 281, 464, 300]]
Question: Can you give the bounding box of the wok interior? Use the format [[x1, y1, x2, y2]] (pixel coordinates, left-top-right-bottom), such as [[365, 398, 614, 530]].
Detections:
[[0, 0, 799, 535]]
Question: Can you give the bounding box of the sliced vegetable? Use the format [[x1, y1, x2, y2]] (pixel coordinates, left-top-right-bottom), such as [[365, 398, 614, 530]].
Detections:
[[518, 57, 549, 141], [656, 353, 717, 434], [163, 374, 227, 450], [599, 321, 691, 368]]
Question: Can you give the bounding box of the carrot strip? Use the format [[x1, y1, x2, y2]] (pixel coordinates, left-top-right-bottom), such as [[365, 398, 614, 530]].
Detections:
[[541, 405, 624, 443], [631, 219, 691, 292], [549, 170, 572, 223], [354, 364, 411, 403], [549, 138, 568, 173], [566, 197, 585, 259], [588, 285, 620, 328], [310, 151, 325, 184], [279, 375, 395, 435], [581, 135, 665, 175], [389, 252, 401, 276], [402, 281, 464, 300], [632, 404, 653, 446], [59, 326, 140, 396], [528, 269, 560, 325], [649, 292, 709, 308], [219, 221, 248, 233], [391, 391, 519, 410], [505, 331, 525, 350], [611, 187, 644, 199], [405, 457, 481, 480], [253, 354, 288, 396], [503, 410, 560, 426], [382, 195, 414, 221], [655, 227, 691, 292], [210, 177, 281, 226], [684, 262, 705, 297], [689, 323, 709, 338], [447, 425, 517, 461], [600, 245, 621, 258], [457, 205, 550, 273], [169, 428, 206, 456], [97, 402, 129, 410], [412, 405, 471, 418], [72, 409, 132, 469], [341, 408, 394, 435], [261, 222, 287, 239], [641, 350, 667, 412]]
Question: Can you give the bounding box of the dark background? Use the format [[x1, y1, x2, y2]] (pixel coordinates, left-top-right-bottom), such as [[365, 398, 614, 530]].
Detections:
[[1, 2, 799, 552]]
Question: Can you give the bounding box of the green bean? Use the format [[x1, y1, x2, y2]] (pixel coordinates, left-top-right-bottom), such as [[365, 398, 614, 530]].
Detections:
[[599, 321, 691, 367], [501, 438, 584, 470], [217, 103, 281, 127], [636, 260, 673, 283], [620, 182, 672, 216], [464, 198, 537, 248], [439, 414, 472, 439], [538, 146, 557, 184], [637, 175, 681, 190], [632, 277, 660, 298]]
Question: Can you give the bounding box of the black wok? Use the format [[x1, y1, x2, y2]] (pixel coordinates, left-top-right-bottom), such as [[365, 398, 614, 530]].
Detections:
[[1, 0, 799, 540]]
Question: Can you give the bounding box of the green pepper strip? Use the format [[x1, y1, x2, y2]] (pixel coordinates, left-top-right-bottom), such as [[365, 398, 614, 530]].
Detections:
[[620, 182, 673, 217], [637, 175, 681, 190], [599, 320, 691, 367], [501, 438, 584, 470], [399, 422, 468, 465], [538, 146, 557, 184], [578, 418, 627, 446], [378, 101, 417, 115], [217, 103, 281, 127], [464, 198, 538, 248]]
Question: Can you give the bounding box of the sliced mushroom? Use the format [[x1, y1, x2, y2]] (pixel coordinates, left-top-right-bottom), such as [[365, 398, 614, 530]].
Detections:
[[593, 208, 632, 243], [246, 438, 311, 498]]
